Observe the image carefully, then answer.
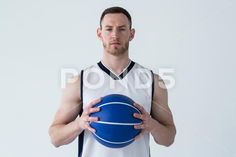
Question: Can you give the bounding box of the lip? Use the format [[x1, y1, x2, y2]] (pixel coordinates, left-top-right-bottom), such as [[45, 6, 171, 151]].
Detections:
[[110, 42, 120, 45]]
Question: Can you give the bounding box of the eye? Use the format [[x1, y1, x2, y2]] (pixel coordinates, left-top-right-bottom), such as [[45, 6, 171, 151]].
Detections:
[[106, 29, 112, 31], [119, 28, 126, 31]]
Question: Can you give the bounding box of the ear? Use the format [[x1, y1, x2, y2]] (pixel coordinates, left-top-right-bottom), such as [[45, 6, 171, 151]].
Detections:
[[129, 28, 135, 41], [97, 27, 102, 40]]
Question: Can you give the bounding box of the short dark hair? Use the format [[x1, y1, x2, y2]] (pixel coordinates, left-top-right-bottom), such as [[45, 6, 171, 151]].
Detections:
[[100, 6, 132, 29]]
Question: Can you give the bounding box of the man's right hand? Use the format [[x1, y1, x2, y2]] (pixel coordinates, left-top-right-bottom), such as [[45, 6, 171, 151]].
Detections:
[[77, 98, 101, 133]]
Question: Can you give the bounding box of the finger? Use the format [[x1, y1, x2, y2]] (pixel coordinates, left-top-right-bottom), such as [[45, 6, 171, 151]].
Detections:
[[82, 109, 89, 115], [134, 102, 145, 113], [84, 122, 96, 133], [87, 124, 96, 133], [134, 124, 144, 129], [88, 116, 99, 122], [83, 115, 99, 122], [133, 113, 145, 121], [88, 107, 100, 114], [88, 127, 96, 133], [87, 98, 102, 108], [133, 113, 144, 120]]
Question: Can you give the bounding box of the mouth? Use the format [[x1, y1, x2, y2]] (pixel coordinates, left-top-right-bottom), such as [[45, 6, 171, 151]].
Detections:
[[110, 42, 121, 45]]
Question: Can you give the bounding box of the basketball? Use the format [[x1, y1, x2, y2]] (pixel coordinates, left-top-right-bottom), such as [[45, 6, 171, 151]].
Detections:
[[90, 94, 142, 148]]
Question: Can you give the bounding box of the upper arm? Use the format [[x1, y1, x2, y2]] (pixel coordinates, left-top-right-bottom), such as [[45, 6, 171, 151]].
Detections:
[[50, 75, 82, 126], [151, 74, 175, 127]]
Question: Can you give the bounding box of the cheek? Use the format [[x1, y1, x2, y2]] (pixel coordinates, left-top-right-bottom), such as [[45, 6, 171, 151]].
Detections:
[[101, 33, 110, 41], [102, 31, 111, 37], [121, 33, 131, 40]]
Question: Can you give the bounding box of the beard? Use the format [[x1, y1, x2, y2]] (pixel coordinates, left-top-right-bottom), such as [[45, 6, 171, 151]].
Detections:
[[103, 42, 129, 56]]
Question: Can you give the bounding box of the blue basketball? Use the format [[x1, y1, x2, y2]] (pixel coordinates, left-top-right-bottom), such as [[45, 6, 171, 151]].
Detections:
[[90, 94, 142, 148]]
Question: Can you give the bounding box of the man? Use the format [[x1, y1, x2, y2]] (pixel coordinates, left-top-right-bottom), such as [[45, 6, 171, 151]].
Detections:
[[49, 6, 176, 157]]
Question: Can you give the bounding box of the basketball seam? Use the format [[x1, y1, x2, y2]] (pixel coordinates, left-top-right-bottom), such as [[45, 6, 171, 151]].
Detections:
[[92, 121, 141, 125], [97, 102, 141, 114], [92, 132, 134, 145]]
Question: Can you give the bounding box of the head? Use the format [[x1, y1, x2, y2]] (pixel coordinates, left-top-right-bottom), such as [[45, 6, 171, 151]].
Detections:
[[97, 7, 135, 56]]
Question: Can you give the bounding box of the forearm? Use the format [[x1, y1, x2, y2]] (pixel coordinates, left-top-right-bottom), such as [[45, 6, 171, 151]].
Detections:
[[150, 118, 176, 147], [49, 120, 83, 147]]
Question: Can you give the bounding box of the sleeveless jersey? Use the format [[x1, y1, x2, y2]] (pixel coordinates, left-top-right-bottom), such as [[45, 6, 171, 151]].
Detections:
[[79, 60, 154, 157]]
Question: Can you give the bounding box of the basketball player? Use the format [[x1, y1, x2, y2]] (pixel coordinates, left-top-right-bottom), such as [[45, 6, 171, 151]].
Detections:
[[49, 6, 176, 157]]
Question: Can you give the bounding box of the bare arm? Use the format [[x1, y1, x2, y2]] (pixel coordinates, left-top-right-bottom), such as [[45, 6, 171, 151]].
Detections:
[[48, 76, 83, 147], [150, 74, 176, 146], [48, 75, 101, 147], [134, 74, 176, 146]]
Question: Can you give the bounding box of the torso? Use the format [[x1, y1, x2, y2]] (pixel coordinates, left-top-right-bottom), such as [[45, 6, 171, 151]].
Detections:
[[79, 60, 153, 157]]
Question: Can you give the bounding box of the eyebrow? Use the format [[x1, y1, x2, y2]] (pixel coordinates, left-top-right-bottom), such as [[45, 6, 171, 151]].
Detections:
[[104, 25, 127, 28]]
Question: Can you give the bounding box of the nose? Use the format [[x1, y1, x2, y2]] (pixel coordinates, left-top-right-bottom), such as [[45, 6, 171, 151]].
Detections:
[[111, 30, 119, 38]]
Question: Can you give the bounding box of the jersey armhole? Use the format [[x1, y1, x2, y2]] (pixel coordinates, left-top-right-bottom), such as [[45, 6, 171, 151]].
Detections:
[[78, 70, 84, 157], [151, 70, 154, 101]]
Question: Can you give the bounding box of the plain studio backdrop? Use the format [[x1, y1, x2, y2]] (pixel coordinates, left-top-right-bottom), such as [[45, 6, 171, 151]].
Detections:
[[0, 0, 235, 157]]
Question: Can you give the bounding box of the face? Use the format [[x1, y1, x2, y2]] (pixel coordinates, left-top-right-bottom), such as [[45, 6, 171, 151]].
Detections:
[[97, 13, 135, 56]]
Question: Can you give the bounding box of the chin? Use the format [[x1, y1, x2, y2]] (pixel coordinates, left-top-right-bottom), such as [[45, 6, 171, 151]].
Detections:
[[107, 49, 127, 56]]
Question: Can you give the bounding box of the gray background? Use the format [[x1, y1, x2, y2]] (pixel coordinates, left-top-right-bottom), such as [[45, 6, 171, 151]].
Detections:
[[0, 0, 235, 156]]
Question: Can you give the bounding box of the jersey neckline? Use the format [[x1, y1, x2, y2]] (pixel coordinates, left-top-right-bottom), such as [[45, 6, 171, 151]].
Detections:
[[97, 60, 135, 80]]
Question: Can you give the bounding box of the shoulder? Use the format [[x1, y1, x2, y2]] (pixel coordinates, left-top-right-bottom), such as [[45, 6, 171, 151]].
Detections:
[[67, 75, 80, 84], [133, 62, 152, 71], [132, 62, 153, 79], [153, 73, 166, 88], [83, 64, 99, 72], [152, 72, 168, 106], [62, 74, 81, 102], [63, 75, 81, 102]]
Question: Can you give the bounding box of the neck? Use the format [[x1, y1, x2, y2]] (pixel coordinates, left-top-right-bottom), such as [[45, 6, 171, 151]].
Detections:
[[102, 52, 130, 75]]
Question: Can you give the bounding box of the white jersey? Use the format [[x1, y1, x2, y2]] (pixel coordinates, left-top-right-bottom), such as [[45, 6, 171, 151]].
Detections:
[[79, 60, 154, 157]]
